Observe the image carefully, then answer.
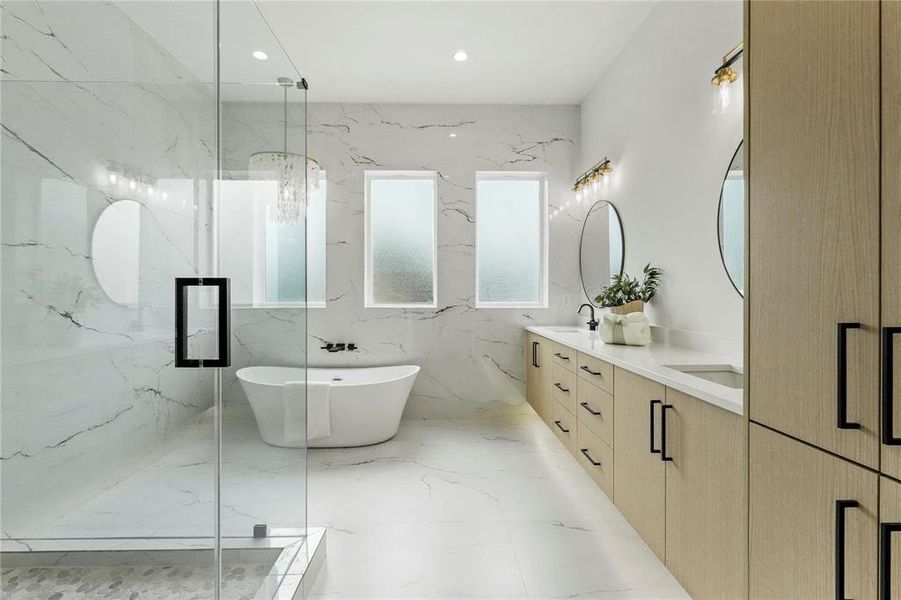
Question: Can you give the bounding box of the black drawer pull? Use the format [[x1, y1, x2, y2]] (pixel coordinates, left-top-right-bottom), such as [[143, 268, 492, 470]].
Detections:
[[649, 399, 661, 454], [554, 352, 570, 361], [837, 322, 862, 430], [835, 499, 859, 600], [554, 383, 570, 393], [553, 420, 570, 433], [532, 341, 540, 368], [580, 365, 602, 376], [580, 402, 601, 416], [580, 448, 602, 466], [883, 327, 901, 445], [881, 522, 901, 600], [660, 404, 674, 462]]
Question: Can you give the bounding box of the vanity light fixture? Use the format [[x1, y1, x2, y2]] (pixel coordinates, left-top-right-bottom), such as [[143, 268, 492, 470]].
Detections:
[[572, 158, 614, 202], [711, 42, 743, 87], [453, 50, 468, 62], [711, 42, 743, 114], [252, 50, 269, 61]]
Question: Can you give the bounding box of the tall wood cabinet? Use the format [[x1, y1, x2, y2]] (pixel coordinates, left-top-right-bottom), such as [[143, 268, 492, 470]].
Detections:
[[748, 1, 901, 597], [882, 0, 901, 483]]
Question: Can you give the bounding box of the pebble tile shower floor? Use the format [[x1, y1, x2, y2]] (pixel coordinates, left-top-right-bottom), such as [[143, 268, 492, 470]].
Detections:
[[1, 563, 269, 600]]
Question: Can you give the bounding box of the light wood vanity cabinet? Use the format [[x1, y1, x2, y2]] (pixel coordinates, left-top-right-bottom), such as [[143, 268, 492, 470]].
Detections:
[[664, 388, 746, 599], [612, 367, 667, 561], [524, 334, 746, 597], [525, 333, 551, 420], [881, 477, 901, 600]]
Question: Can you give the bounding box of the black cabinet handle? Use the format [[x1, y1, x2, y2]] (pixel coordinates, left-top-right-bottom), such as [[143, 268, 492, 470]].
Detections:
[[532, 341, 540, 368], [835, 499, 860, 600], [580, 402, 601, 416], [649, 400, 661, 454], [881, 522, 901, 600], [580, 448, 602, 466], [554, 383, 570, 393], [883, 327, 901, 445], [837, 322, 862, 430], [554, 352, 570, 361], [661, 404, 674, 462], [175, 277, 231, 368], [553, 420, 570, 433], [580, 365, 602, 376]]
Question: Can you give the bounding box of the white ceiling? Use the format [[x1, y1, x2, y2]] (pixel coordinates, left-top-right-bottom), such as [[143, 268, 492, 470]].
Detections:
[[124, 1, 656, 105]]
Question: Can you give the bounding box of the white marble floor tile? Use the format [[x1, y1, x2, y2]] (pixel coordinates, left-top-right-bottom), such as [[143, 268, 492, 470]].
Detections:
[[308, 409, 688, 600]]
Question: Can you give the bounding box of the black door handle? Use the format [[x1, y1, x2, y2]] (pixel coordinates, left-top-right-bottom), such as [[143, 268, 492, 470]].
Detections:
[[553, 420, 570, 433], [837, 322, 862, 429], [554, 352, 570, 361], [649, 400, 661, 454], [580, 365, 602, 376], [580, 402, 601, 416], [580, 448, 602, 466], [883, 327, 901, 445], [881, 522, 901, 600], [554, 383, 570, 393], [175, 277, 231, 368], [835, 499, 860, 600], [661, 404, 674, 462], [532, 341, 540, 368]]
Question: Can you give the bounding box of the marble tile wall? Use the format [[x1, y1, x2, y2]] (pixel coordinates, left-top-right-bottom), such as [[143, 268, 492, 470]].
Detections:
[[222, 102, 584, 418], [0, 1, 218, 537]]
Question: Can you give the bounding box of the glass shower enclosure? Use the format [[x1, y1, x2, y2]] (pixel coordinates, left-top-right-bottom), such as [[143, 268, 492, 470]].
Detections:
[[0, 1, 314, 598]]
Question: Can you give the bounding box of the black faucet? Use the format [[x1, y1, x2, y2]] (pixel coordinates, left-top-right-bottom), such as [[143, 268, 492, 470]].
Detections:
[[321, 342, 357, 352], [578, 304, 598, 331]]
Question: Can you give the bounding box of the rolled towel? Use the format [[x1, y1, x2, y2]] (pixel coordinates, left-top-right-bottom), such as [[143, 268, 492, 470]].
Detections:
[[600, 312, 651, 346]]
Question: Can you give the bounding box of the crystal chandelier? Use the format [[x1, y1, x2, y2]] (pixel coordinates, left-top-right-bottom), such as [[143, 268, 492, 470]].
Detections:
[[249, 77, 321, 224]]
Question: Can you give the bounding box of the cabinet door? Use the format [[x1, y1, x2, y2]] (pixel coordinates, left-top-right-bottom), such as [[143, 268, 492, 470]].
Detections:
[[882, 477, 901, 600], [882, 0, 901, 481], [664, 389, 746, 599], [749, 424, 878, 599], [613, 367, 666, 561], [525, 334, 551, 419], [748, 0, 880, 468]]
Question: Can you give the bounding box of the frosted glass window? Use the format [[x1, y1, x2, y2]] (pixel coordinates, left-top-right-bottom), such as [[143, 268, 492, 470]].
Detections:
[[365, 172, 437, 307], [217, 174, 326, 307], [476, 173, 547, 307]]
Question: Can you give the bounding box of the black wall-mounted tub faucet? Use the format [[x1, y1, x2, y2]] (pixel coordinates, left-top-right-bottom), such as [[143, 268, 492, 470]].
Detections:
[[321, 342, 357, 352], [578, 304, 598, 331]]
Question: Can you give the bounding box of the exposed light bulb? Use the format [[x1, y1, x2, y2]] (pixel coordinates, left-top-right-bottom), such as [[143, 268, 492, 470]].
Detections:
[[252, 50, 268, 61], [147, 186, 154, 196], [128, 179, 136, 191], [575, 191, 582, 202], [449, 133, 458, 138], [108, 173, 117, 184], [453, 50, 468, 62]]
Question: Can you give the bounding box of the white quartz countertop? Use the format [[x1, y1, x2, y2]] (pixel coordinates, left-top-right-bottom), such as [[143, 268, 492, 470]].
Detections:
[[527, 326, 744, 416]]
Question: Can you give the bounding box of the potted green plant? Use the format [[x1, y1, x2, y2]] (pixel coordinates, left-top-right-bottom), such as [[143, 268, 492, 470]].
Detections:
[[594, 263, 661, 315]]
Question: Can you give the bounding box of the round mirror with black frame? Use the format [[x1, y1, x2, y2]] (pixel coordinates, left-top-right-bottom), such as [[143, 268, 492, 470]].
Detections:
[[579, 200, 625, 307], [717, 142, 744, 296]]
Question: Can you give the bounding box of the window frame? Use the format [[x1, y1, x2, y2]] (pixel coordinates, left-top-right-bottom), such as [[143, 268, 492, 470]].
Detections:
[[363, 170, 439, 309], [474, 171, 549, 309]]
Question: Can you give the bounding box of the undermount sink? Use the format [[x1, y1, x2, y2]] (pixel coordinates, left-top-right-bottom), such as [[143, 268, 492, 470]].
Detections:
[[663, 364, 743, 389], [543, 326, 584, 333]]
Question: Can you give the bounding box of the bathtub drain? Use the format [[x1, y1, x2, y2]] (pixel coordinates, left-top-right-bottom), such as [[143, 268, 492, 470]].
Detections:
[[331, 377, 343, 382]]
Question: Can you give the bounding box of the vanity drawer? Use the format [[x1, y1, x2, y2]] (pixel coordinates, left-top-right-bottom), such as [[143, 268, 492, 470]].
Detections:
[[551, 342, 576, 372], [577, 422, 614, 498], [577, 379, 613, 446], [577, 352, 614, 394], [547, 398, 577, 454], [551, 363, 576, 414]]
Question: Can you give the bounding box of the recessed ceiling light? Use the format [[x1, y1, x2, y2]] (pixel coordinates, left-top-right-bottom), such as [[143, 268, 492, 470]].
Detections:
[[252, 50, 268, 61], [453, 50, 468, 62], [449, 133, 458, 138]]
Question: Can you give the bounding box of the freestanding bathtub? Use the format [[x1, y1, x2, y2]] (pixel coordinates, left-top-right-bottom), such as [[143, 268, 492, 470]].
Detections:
[[236, 365, 420, 448]]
